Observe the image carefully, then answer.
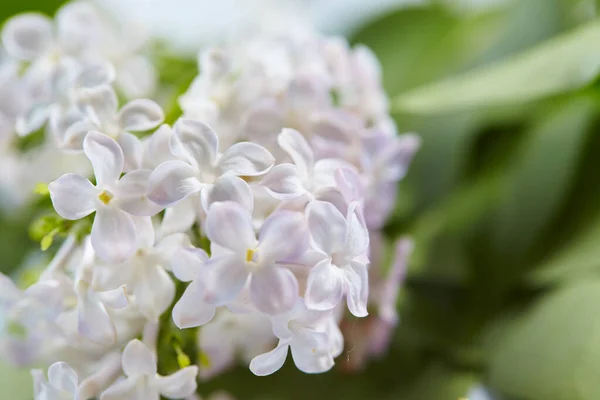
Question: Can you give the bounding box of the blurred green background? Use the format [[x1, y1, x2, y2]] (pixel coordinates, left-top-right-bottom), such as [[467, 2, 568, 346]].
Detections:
[[5, 0, 600, 399]]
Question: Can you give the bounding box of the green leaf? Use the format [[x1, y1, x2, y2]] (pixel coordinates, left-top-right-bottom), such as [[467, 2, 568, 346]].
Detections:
[[491, 95, 597, 263], [488, 280, 600, 400], [394, 20, 600, 114]]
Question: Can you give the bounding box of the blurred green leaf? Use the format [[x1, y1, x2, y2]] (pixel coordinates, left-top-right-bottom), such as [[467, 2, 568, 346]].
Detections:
[[394, 20, 600, 114], [395, 363, 475, 400], [488, 280, 600, 400], [491, 95, 597, 263]]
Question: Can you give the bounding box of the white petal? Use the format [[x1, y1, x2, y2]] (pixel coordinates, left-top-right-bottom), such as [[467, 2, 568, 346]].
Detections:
[[47, 362, 78, 395], [258, 210, 307, 264], [171, 247, 208, 282], [172, 280, 215, 329], [77, 86, 118, 128], [201, 174, 253, 213], [78, 287, 117, 346], [97, 285, 129, 309], [343, 203, 369, 258], [134, 264, 175, 321], [250, 267, 298, 315], [172, 118, 218, 170], [142, 124, 175, 169], [147, 160, 202, 206], [243, 99, 283, 140], [2, 13, 52, 60], [218, 142, 275, 176], [344, 261, 369, 317], [15, 101, 52, 136], [77, 62, 116, 89], [278, 128, 314, 177], [205, 201, 256, 252], [306, 200, 347, 255], [260, 164, 306, 200], [117, 132, 143, 171], [99, 378, 144, 400], [160, 197, 197, 237], [116, 55, 157, 98], [312, 158, 350, 188], [132, 215, 155, 249], [49, 174, 97, 220], [119, 99, 164, 132], [379, 133, 421, 182], [61, 120, 94, 150], [116, 169, 162, 216], [335, 167, 364, 204], [91, 207, 136, 263], [249, 342, 289, 376], [83, 131, 124, 187], [290, 330, 334, 374], [203, 255, 249, 306], [305, 259, 344, 311], [155, 366, 198, 398], [122, 339, 157, 378]]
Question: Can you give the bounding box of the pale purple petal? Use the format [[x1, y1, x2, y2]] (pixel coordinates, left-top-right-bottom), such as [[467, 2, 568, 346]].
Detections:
[[172, 118, 218, 169], [171, 247, 208, 282], [172, 280, 215, 329], [119, 99, 164, 132], [77, 287, 116, 346], [306, 200, 347, 255], [49, 173, 97, 220], [290, 330, 334, 374], [343, 203, 369, 258], [344, 261, 369, 317], [250, 267, 298, 315], [117, 132, 143, 171], [116, 169, 162, 216], [218, 142, 275, 176], [61, 120, 95, 150], [201, 174, 253, 213], [277, 128, 314, 177], [249, 342, 289, 376], [205, 201, 256, 252], [83, 131, 124, 187], [260, 164, 306, 200], [122, 339, 156, 378], [99, 378, 140, 400], [304, 259, 344, 311], [133, 264, 175, 321], [258, 210, 307, 264], [147, 160, 202, 206], [156, 366, 198, 398], [47, 362, 78, 395], [203, 254, 249, 306]]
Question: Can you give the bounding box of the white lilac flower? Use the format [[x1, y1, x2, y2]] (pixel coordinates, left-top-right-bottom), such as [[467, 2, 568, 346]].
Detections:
[[32, 361, 80, 400], [304, 200, 370, 317], [49, 131, 162, 262], [250, 300, 336, 376], [65, 85, 164, 169], [147, 118, 274, 210], [100, 339, 198, 400]]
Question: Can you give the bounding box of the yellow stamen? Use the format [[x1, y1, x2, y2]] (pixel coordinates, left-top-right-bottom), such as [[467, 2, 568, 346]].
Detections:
[[246, 248, 256, 263], [98, 190, 113, 205]]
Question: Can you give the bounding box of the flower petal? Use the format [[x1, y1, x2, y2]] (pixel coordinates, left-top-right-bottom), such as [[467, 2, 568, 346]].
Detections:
[[289, 329, 334, 374], [99, 377, 140, 400], [203, 254, 249, 306], [172, 279, 215, 329], [122, 339, 156, 378], [142, 124, 175, 169], [83, 131, 124, 187], [47, 362, 78, 395], [134, 264, 175, 321], [91, 207, 136, 263], [344, 261, 369, 318], [61, 119, 94, 150], [343, 203, 369, 258], [305, 259, 344, 311], [15, 101, 52, 136], [116, 169, 162, 216], [117, 132, 143, 171], [116, 55, 157, 98], [97, 285, 129, 309], [250, 267, 298, 315], [249, 342, 289, 376], [201, 174, 253, 213], [172, 118, 218, 170], [77, 86, 118, 128], [171, 247, 208, 282], [218, 142, 275, 176], [334, 167, 363, 204], [258, 210, 307, 264], [278, 128, 314, 177], [260, 163, 306, 200], [147, 160, 202, 206], [119, 99, 164, 132], [160, 197, 197, 237], [49, 173, 97, 220], [306, 200, 347, 255], [205, 201, 256, 252], [77, 62, 116, 89], [155, 366, 198, 398], [77, 287, 116, 346], [2, 13, 52, 60]]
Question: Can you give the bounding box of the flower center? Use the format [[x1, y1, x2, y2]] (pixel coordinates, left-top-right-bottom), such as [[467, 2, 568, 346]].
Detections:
[[245, 248, 258, 263], [98, 190, 114, 205]]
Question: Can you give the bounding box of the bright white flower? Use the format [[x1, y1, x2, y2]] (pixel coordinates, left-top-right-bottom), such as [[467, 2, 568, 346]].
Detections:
[[250, 300, 336, 376], [49, 131, 162, 262], [304, 200, 369, 317], [100, 339, 198, 400], [65, 85, 164, 169], [147, 118, 274, 209]]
